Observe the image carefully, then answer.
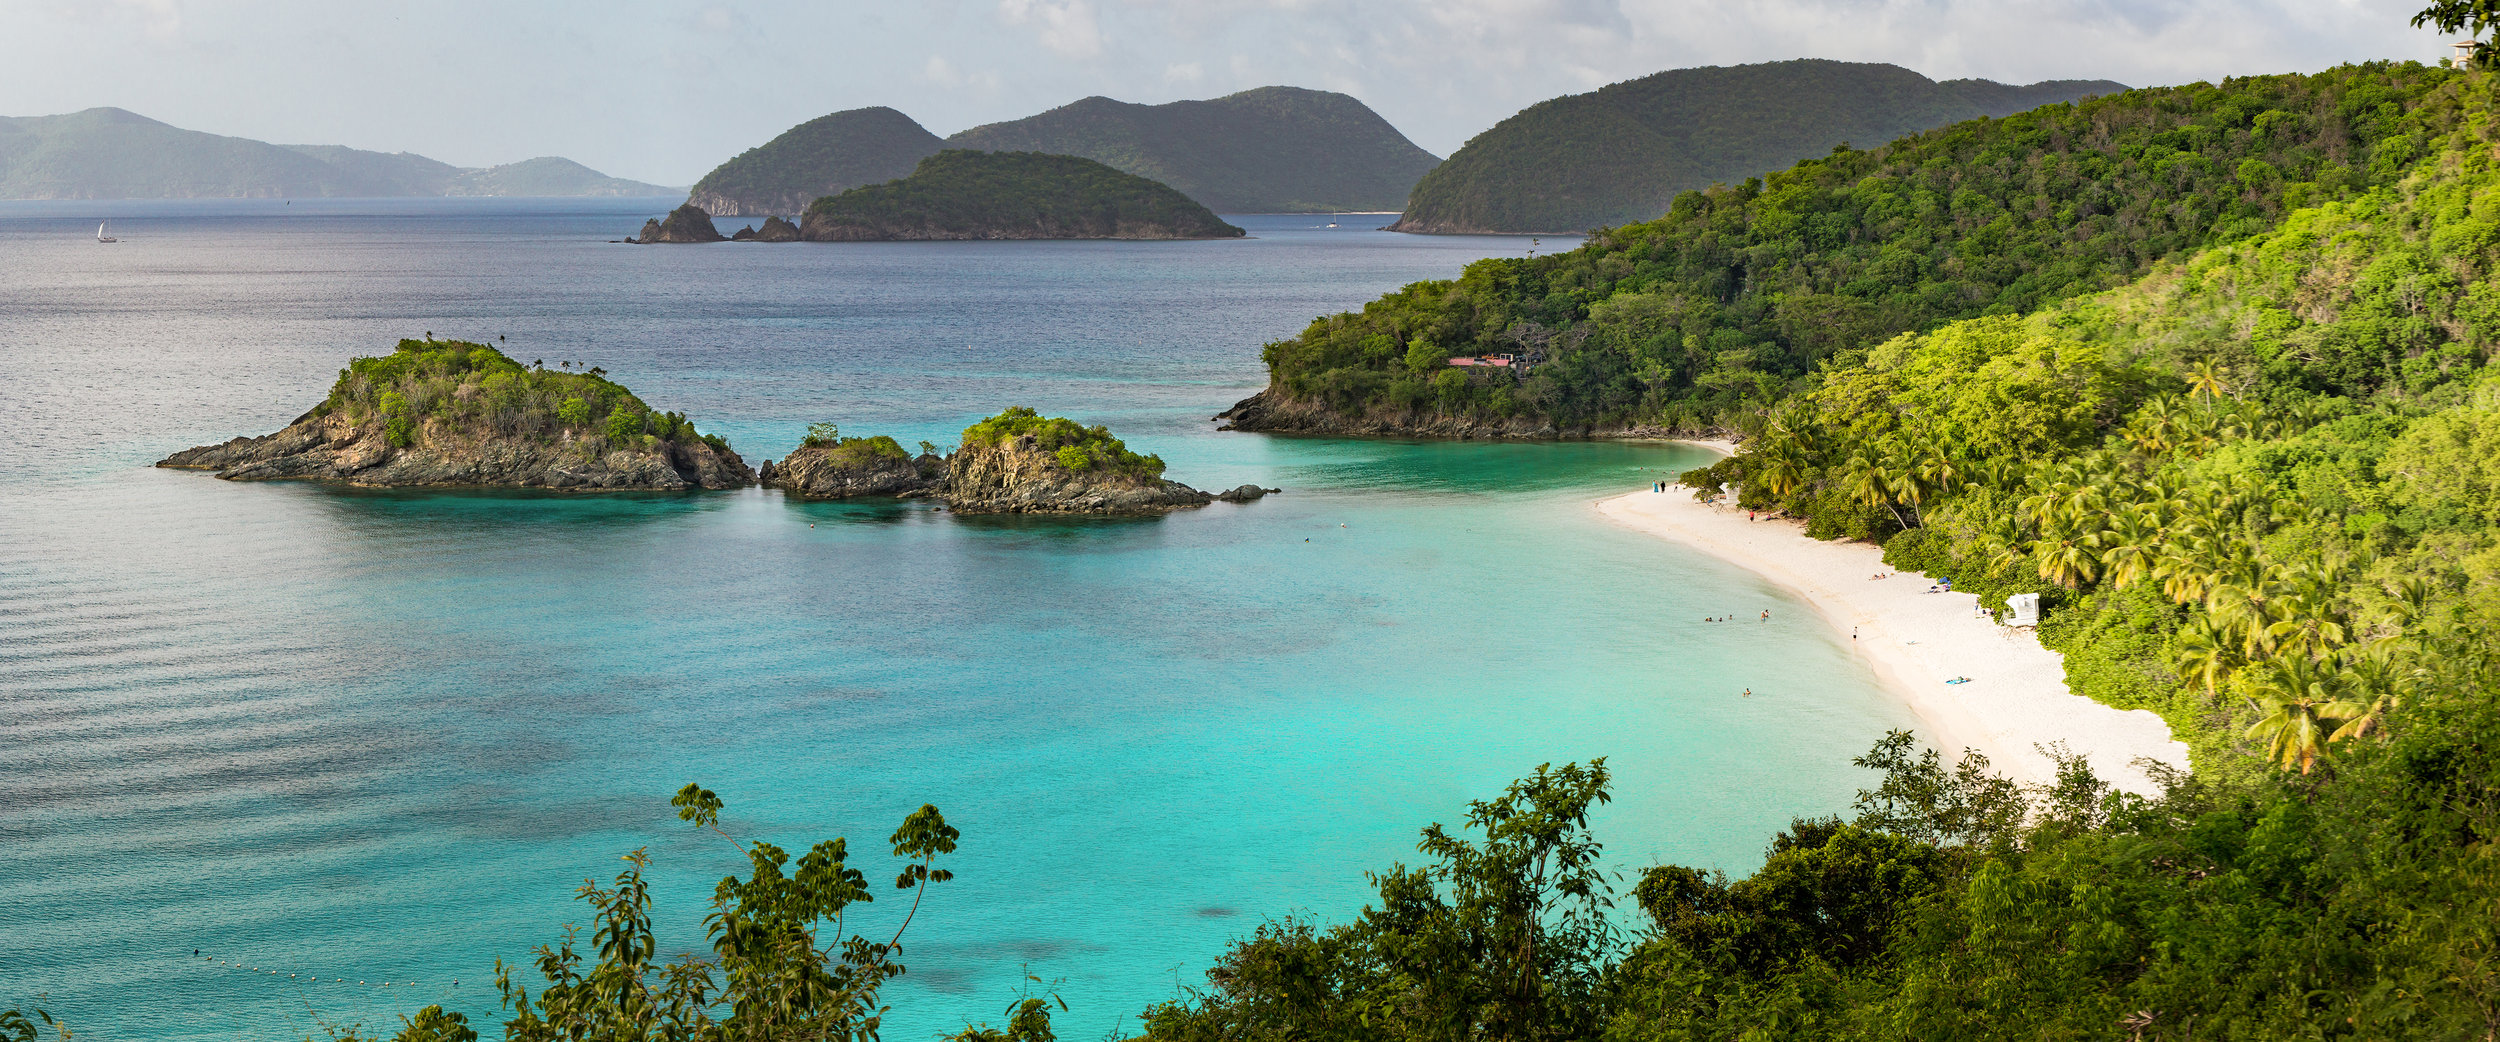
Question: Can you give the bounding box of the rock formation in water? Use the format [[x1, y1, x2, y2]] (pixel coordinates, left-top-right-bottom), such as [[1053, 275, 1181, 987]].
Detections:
[[632, 203, 726, 243], [729, 215, 802, 242], [766, 407, 1261, 514], [761, 435, 946, 497], [158, 338, 752, 490]]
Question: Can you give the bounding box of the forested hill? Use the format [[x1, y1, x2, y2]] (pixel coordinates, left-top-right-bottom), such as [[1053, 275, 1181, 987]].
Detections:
[[686, 107, 945, 217], [944, 86, 1442, 213], [796, 151, 1244, 241], [1226, 64, 2458, 437], [1147, 64, 2500, 1039], [0, 107, 672, 199], [1387, 60, 2126, 234]]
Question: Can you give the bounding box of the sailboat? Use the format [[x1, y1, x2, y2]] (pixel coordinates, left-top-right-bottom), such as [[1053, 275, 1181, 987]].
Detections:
[[95, 221, 117, 243]]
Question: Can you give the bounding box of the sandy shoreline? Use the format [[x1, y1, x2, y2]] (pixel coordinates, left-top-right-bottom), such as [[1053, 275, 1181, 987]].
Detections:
[[1599, 461, 2188, 792]]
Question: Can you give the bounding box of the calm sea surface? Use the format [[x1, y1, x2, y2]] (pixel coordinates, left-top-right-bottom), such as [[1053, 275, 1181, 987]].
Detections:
[[0, 199, 1916, 1040]]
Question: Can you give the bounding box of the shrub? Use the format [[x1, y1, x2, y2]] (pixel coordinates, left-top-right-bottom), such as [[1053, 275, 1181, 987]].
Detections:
[[604, 407, 644, 444], [961, 407, 1165, 477]]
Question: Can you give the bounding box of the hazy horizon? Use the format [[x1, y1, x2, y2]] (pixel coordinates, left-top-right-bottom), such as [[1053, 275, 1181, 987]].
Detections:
[[0, 0, 2466, 191]]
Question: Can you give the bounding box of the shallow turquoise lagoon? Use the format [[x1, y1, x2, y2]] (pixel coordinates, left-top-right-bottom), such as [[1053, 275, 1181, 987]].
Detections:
[[0, 202, 1915, 1040]]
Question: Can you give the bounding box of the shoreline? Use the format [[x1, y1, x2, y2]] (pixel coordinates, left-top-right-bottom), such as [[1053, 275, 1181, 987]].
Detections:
[[1599, 460, 2187, 792]]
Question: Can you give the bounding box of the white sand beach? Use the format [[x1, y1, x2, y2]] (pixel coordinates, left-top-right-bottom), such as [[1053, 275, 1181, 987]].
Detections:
[[1599, 470, 2189, 793]]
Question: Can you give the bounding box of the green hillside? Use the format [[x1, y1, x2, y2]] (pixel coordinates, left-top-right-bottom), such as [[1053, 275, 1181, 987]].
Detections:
[[797, 150, 1244, 240], [0, 107, 671, 199], [1231, 64, 2453, 434], [1388, 60, 2125, 234], [945, 86, 1441, 213], [1147, 63, 2500, 1040], [686, 107, 945, 216]]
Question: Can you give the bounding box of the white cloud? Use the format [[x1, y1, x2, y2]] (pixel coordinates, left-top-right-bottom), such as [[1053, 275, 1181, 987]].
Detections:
[[998, 0, 1105, 59], [1164, 61, 1203, 83]]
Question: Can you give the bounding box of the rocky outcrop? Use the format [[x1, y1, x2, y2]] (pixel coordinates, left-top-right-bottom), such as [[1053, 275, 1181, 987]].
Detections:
[[159, 409, 752, 491], [942, 435, 1214, 514], [729, 215, 801, 242], [631, 203, 726, 243], [1215, 484, 1278, 503], [1215, 390, 1689, 440], [763, 443, 945, 498]]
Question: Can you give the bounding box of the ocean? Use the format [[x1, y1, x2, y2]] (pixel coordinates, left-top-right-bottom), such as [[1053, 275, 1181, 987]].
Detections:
[[0, 198, 1917, 1040]]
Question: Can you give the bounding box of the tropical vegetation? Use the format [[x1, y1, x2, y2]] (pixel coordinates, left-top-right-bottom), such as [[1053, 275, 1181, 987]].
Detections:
[[1390, 59, 2123, 234], [800, 151, 1245, 241], [961, 406, 1167, 477], [1257, 62, 2458, 430], [318, 338, 730, 456], [798, 421, 915, 466]]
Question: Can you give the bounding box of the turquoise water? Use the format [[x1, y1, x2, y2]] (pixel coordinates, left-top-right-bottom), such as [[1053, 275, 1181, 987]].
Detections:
[[0, 200, 1916, 1040]]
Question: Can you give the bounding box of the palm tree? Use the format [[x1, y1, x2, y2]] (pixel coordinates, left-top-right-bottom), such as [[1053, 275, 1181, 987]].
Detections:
[[2099, 508, 2163, 589], [2185, 359, 2231, 402], [1842, 454, 1905, 528], [2036, 534, 2103, 588], [2173, 621, 2238, 698], [2245, 657, 2347, 774]]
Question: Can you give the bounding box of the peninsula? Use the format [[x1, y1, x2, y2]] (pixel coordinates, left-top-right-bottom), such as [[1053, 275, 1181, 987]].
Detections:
[[158, 339, 752, 490], [796, 151, 1244, 241]]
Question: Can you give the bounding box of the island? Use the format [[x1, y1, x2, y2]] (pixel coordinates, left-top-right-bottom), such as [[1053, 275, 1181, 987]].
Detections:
[[158, 338, 753, 490], [766, 407, 1271, 514], [630, 204, 726, 243], [795, 151, 1245, 241], [759, 424, 946, 498]]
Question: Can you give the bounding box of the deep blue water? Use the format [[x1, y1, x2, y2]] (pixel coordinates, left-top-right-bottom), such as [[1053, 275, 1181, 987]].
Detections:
[[0, 199, 1916, 1040]]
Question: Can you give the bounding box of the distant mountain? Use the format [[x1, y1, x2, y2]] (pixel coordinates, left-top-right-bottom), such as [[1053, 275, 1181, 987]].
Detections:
[[945, 87, 1440, 213], [687, 107, 946, 217], [796, 151, 1244, 241], [1389, 60, 2128, 234], [0, 107, 674, 199]]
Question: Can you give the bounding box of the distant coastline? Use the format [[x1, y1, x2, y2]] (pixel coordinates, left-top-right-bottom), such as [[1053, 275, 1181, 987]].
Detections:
[[1598, 448, 2188, 792]]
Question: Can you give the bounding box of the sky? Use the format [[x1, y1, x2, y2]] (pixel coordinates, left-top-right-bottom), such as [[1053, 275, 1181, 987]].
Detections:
[[0, 0, 2466, 185]]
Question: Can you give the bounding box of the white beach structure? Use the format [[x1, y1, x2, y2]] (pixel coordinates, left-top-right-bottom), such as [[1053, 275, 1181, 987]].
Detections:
[[2006, 592, 2040, 627]]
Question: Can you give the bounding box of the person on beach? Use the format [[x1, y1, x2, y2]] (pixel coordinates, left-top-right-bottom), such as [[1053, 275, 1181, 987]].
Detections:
[[1760, 610, 1769, 621]]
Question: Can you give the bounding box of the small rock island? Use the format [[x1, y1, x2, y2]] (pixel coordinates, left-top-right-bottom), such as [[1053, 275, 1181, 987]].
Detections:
[[797, 151, 1246, 241], [630, 204, 727, 243], [766, 407, 1270, 514], [159, 338, 753, 490]]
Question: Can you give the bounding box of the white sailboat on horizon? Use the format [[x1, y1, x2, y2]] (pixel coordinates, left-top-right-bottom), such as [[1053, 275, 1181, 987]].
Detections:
[[95, 221, 117, 243]]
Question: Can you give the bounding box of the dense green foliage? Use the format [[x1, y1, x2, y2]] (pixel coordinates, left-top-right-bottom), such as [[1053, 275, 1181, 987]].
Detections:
[[1145, 711, 2500, 1040], [801, 151, 1244, 240], [960, 406, 1165, 477], [945, 86, 1442, 213], [1144, 55, 2500, 1041], [1263, 63, 2459, 430], [1392, 60, 2125, 234], [687, 107, 945, 216], [323, 339, 729, 455]]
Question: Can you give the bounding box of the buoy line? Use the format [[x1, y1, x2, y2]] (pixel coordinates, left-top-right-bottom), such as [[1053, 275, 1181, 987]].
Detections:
[[190, 951, 456, 989]]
